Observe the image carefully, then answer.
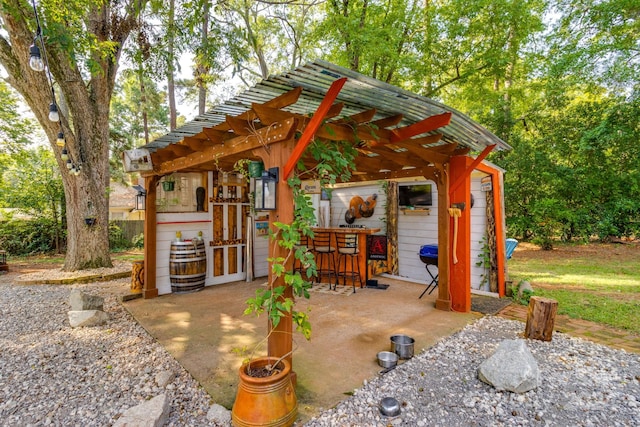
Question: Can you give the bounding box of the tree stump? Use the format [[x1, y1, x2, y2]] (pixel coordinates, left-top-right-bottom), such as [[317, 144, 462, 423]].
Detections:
[[131, 260, 144, 294], [524, 296, 558, 341]]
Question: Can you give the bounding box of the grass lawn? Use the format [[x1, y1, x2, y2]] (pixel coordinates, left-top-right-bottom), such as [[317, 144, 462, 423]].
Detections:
[[508, 242, 640, 334]]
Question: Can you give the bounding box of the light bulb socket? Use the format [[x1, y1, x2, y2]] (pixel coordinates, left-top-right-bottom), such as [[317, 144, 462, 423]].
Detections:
[[48, 103, 59, 122], [29, 44, 45, 72], [56, 131, 65, 147]]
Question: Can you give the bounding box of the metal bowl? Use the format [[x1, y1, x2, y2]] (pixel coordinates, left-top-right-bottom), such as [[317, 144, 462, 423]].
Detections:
[[379, 397, 401, 417], [377, 351, 398, 368]]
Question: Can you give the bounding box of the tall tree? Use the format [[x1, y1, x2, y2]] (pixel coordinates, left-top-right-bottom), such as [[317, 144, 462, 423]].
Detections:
[[0, 0, 145, 270]]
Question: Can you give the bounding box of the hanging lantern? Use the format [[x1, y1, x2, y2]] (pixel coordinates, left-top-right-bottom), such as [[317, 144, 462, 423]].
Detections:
[[29, 44, 45, 72]]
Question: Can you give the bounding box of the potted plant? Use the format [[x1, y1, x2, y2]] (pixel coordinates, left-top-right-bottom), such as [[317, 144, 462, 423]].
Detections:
[[161, 175, 175, 191], [231, 138, 357, 426]]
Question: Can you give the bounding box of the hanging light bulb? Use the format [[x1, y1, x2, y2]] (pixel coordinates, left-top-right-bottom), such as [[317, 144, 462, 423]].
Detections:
[[73, 166, 81, 176], [66, 159, 72, 169], [61, 148, 69, 161], [56, 131, 65, 147], [29, 43, 45, 72], [48, 102, 59, 122]]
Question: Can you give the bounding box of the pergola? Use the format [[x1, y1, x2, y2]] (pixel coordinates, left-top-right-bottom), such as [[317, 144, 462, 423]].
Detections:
[[138, 60, 511, 362]]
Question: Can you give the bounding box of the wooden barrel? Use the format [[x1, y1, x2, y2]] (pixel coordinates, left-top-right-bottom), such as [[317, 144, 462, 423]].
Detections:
[[169, 240, 207, 293]]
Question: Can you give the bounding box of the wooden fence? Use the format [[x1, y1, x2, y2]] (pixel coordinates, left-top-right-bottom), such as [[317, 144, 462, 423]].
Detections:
[[111, 220, 144, 241]]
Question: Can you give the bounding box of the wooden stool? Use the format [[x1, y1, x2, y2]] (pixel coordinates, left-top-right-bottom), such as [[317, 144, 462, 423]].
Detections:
[[335, 233, 362, 293], [524, 296, 558, 341], [311, 232, 337, 286]]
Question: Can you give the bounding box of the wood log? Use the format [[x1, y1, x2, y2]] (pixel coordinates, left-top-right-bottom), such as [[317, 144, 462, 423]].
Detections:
[[131, 260, 144, 293], [524, 296, 558, 341]]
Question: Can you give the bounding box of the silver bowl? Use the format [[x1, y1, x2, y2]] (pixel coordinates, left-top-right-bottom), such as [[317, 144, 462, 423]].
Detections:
[[379, 397, 401, 417], [377, 351, 398, 368]]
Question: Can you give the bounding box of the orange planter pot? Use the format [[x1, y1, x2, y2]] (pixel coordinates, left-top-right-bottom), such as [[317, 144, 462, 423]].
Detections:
[[231, 357, 298, 427]]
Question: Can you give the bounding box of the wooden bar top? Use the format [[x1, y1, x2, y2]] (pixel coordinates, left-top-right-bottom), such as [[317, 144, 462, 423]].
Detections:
[[312, 227, 381, 235]]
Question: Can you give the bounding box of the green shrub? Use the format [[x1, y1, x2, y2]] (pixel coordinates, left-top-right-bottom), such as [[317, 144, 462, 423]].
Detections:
[[109, 222, 131, 250], [0, 218, 64, 255], [132, 233, 144, 249]]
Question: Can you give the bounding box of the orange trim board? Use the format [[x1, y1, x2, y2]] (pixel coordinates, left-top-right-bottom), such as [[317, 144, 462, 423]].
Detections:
[[282, 77, 348, 179]]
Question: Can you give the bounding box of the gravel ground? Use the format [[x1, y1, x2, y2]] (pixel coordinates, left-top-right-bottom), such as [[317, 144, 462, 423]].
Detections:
[[1, 276, 639, 426]]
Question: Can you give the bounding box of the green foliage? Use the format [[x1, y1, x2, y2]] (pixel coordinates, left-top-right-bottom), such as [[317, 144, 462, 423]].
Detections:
[[0, 218, 64, 255], [244, 138, 357, 348], [132, 233, 145, 249], [475, 236, 491, 287]]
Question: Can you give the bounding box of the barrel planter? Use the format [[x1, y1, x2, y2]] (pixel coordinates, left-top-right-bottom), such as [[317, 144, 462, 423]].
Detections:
[[169, 240, 207, 293], [231, 357, 297, 427]]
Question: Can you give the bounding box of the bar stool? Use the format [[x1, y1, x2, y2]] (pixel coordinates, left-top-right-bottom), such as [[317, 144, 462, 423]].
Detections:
[[335, 233, 362, 293], [311, 231, 337, 285]]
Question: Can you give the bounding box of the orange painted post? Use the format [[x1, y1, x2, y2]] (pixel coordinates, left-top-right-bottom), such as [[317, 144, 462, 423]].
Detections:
[[448, 156, 471, 312], [256, 140, 296, 367]]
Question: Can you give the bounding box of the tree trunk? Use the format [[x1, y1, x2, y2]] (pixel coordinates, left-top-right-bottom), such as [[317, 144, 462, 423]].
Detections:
[[0, 0, 140, 271], [167, 0, 177, 130], [198, 1, 210, 115]]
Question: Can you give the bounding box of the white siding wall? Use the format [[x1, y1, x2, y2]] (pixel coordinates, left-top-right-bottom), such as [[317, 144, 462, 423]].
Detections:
[[156, 212, 212, 295], [253, 223, 270, 278], [470, 175, 490, 292], [396, 181, 438, 282]]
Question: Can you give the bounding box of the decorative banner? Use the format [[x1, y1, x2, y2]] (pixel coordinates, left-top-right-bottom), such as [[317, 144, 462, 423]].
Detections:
[[367, 235, 388, 260]]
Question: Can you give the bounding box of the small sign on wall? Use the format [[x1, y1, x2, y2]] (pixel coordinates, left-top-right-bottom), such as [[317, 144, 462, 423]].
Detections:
[[481, 176, 493, 192], [255, 221, 269, 236], [301, 180, 321, 194]]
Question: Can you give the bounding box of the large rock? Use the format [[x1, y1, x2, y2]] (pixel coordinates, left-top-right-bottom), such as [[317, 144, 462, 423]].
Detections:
[[477, 339, 539, 393], [207, 403, 231, 425], [68, 310, 109, 328], [113, 394, 170, 427], [69, 289, 104, 311]]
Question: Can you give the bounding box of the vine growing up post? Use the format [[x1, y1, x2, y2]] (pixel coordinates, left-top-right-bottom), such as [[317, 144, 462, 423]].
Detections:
[[243, 138, 358, 359]]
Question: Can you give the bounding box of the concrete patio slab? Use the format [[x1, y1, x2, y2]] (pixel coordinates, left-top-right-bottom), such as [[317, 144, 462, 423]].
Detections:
[[124, 276, 480, 423]]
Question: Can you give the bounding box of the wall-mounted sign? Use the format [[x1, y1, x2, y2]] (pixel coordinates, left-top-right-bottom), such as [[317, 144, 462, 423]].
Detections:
[[255, 221, 269, 236], [367, 235, 388, 260], [301, 180, 322, 194], [481, 176, 493, 192]]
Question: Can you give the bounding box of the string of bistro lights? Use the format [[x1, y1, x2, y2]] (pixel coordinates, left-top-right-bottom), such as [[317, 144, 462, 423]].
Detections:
[[28, 0, 82, 176]]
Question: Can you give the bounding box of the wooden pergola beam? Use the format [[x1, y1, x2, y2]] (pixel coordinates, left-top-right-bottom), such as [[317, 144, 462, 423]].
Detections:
[[151, 117, 298, 175]]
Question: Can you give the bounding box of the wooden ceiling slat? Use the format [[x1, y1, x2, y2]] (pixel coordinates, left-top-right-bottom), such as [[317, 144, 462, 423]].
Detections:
[[183, 136, 210, 152], [370, 114, 404, 129], [201, 127, 229, 143], [392, 141, 451, 165], [332, 108, 377, 125], [225, 115, 259, 136]]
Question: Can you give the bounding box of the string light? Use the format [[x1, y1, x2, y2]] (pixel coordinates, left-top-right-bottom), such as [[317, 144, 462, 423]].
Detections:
[[29, 43, 44, 71], [29, 0, 83, 175]]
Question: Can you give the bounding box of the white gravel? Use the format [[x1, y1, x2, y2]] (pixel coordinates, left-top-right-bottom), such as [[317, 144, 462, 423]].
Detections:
[[306, 316, 640, 427], [1, 276, 638, 426]]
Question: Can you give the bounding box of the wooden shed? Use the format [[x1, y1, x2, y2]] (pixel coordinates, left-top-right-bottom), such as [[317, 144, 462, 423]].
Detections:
[[130, 60, 511, 359]]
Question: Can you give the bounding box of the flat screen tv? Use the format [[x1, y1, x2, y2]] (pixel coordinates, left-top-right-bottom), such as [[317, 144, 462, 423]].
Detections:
[[398, 184, 433, 207]]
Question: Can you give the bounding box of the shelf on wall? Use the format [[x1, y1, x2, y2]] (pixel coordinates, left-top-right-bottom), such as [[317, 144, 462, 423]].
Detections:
[[401, 208, 431, 215]]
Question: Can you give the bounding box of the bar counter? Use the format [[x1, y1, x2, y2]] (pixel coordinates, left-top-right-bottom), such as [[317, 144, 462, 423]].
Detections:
[[311, 227, 381, 287]]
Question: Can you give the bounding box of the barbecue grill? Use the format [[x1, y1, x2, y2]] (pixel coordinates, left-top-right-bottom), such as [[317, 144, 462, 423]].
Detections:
[[419, 245, 438, 298]]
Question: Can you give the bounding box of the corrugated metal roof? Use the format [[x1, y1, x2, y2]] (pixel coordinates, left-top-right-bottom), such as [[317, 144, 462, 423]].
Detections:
[[144, 60, 510, 153]]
